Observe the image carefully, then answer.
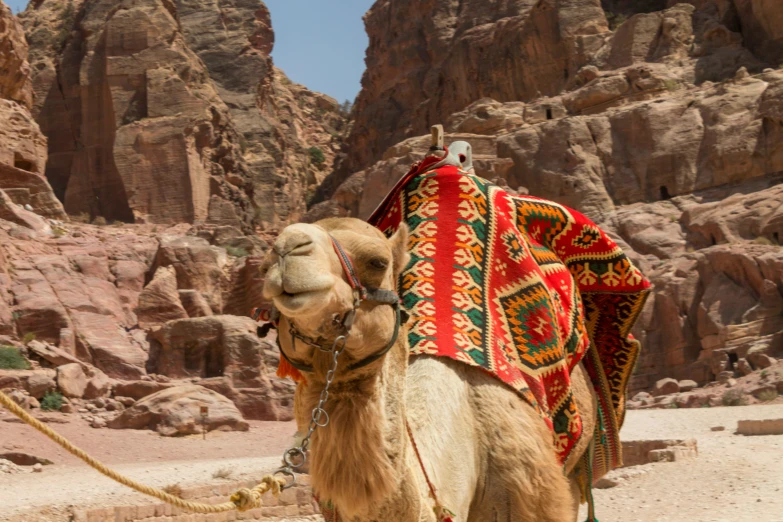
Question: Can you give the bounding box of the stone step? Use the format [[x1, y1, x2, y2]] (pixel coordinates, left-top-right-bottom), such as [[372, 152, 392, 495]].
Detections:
[[72, 475, 320, 522]]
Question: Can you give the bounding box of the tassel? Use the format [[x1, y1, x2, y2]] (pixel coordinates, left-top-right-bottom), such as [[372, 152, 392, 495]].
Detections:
[[277, 356, 306, 384], [434, 505, 456, 522]]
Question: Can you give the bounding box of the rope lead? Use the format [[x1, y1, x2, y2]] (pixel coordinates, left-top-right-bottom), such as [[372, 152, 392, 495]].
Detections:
[[0, 389, 285, 513]]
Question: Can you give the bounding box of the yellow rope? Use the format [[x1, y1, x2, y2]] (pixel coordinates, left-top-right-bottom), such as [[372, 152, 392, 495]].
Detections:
[[0, 389, 286, 513]]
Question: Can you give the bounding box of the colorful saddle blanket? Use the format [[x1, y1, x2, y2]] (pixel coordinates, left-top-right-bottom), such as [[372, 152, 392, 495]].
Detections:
[[368, 156, 651, 476]]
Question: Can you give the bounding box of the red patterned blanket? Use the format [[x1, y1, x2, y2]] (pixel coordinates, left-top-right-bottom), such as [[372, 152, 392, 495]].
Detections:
[[368, 157, 651, 476]]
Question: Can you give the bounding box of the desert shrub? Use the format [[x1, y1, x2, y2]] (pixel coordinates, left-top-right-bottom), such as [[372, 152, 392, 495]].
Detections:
[[753, 236, 773, 245], [663, 79, 680, 91], [92, 216, 107, 226], [163, 483, 184, 497], [69, 212, 91, 224], [22, 332, 36, 345], [308, 146, 326, 166], [225, 246, 249, 258], [40, 391, 64, 411], [212, 467, 233, 480], [756, 389, 778, 402], [56, 2, 76, 50], [0, 346, 30, 370], [52, 227, 67, 237], [338, 100, 353, 116], [721, 389, 748, 407]]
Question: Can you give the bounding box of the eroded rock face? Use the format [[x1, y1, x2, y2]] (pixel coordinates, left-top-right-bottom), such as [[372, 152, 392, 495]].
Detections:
[[20, 0, 347, 230], [20, 0, 254, 227], [0, 1, 64, 221], [136, 266, 188, 329], [0, 1, 32, 108], [150, 315, 269, 388], [331, 0, 608, 183], [108, 384, 249, 436], [310, 0, 783, 395]]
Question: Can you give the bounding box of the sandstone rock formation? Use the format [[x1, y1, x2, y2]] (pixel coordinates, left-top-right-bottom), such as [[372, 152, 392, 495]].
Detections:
[[0, 218, 293, 419], [108, 384, 249, 435], [0, 0, 64, 220], [0, 0, 32, 108], [19, 0, 347, 230], [314, 0, 609, 201], [149, 315, 292, 420], [311, 0, 783, 393], [332, 0, 781, 181], [56, 363, 87, 398]]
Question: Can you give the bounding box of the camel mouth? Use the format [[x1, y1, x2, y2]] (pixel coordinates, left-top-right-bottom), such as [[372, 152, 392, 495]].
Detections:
[[273, 288, 332, 314]]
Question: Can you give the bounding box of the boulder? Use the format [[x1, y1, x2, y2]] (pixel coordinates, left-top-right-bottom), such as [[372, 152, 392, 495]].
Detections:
[[112, 380, 174, 400], [26, 340, 80, 367], [632, 391, 652, 402], [653, 378, 680, 396], [56, 363, 87, 399], [83, 368, 112, 400], [750, 385, 778, 400], [136, 266, 188, 328], [747, 352, 776, 370], [736, 358, 754, 376], [70, 312, 146, 379], [0, 190, 51, 235], [5, 388, 35, 410], [678, 380, 698, 392], [25, 371, 56, 399], [108, 385, 249, 436]]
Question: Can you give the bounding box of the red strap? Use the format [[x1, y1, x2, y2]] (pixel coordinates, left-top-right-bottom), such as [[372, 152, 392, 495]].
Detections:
[[330, 236, 366, 300]]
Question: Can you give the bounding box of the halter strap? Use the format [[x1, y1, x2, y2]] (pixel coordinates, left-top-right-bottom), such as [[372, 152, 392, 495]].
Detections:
[[278, 302, 403, 373], [330, 235, 366, 302], [254, 233, 407, 374]]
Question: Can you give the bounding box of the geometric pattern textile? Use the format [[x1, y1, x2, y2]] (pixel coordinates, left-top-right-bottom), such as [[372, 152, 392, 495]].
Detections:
[[368, 157, 651, 477]]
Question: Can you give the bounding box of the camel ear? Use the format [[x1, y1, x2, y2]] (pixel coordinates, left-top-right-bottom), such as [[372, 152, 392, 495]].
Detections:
[[389, 223, 410, 278]]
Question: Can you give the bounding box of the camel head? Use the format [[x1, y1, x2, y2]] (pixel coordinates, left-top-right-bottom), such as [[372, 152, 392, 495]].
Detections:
[[262, 218, 409, 378]]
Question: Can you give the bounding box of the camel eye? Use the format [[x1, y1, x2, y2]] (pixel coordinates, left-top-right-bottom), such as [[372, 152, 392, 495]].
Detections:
[[369, 258, 388, 270]]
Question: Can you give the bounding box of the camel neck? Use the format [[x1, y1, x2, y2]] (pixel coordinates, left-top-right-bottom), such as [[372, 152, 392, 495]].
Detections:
[[305, 336, 411, 518]]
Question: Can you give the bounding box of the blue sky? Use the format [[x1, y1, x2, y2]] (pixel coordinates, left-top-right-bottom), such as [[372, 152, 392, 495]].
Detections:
[[6, 0, 373, 103]]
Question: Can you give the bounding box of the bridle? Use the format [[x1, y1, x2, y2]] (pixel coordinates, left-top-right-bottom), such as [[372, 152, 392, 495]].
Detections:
[[253, 234, 408, 374], [251, 233, 409, 493]]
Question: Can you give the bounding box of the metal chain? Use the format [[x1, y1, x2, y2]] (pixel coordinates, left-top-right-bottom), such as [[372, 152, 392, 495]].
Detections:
[[274, 334, 347, 489]]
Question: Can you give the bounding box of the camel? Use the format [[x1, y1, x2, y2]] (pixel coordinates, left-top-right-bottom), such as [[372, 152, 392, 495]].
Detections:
[[262, 217, 598, 522]]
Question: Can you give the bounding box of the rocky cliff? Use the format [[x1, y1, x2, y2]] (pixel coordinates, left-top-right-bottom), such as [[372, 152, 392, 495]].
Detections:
[[0, 0, 65, 223], [3, 0, 781, 411], [19, 0, 346, 230], [312, 0, 783, 393]]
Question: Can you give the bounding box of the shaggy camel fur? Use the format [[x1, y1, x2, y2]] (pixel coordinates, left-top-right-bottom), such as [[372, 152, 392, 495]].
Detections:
[[263, 218, 597, 522]]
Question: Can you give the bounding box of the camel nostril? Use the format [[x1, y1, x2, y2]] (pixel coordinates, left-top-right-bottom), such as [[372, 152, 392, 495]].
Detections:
[[274, 229, 315, 257], [286, 241, 314, 256]]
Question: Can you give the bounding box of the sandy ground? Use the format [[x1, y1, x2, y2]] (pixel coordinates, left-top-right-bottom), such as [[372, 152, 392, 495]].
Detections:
[[0, 412, 298, 520], [1, 405, 782, 521], [578, 403, 783, 522]]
